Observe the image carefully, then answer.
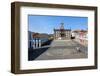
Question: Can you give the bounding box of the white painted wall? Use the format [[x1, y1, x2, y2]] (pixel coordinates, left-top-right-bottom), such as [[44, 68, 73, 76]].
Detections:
[[0, 0, 100, 76]]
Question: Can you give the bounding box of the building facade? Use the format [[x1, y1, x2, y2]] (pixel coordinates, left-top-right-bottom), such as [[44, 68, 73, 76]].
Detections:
[[54, 23, 71, 40], [72, 30, 88, 46]]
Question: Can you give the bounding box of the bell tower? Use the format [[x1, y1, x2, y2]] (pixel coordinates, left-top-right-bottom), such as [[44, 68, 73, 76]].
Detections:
[[60, 23, 64, 30]]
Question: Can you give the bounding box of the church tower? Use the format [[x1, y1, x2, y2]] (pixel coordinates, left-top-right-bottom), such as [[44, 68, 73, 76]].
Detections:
[[60, 23, 64, 30], [54, 23, 71, 40]]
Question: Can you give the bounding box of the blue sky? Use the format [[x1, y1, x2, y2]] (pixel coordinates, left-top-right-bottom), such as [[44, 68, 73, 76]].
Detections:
[[28, 15, 88, 34]]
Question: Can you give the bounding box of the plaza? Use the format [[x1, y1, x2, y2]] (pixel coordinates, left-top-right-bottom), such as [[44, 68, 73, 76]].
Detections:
[[28, 39, 88, 60]]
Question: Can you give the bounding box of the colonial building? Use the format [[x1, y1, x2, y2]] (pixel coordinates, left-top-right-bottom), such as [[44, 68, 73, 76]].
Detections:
[[72, 29, 88, 46], [54, 23, 71, 40]]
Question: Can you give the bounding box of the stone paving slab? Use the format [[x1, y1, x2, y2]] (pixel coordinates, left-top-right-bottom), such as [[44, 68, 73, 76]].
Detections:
[[35, 40, 88, 60]]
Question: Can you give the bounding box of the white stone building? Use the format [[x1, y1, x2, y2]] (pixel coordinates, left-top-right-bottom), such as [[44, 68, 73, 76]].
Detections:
[[54, 23, 71, 40]]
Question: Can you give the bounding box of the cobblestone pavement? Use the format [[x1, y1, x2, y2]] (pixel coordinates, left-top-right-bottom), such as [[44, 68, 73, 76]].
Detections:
[[35, 40, 88, 60]]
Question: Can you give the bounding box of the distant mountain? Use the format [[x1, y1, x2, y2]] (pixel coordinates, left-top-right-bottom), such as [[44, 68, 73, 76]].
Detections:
[[38, 33, 50, 38], [28, 31, 53, 39], [49, 34, 54, 37]]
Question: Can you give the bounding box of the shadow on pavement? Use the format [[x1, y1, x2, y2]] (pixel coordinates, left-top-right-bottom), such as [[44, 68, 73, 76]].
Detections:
[[28, 47, 50, 61], [28, 40, 53, 61], [41, 39, 53, 46]]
